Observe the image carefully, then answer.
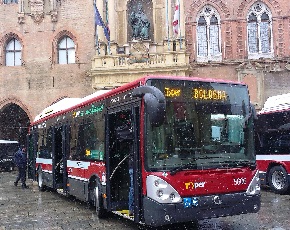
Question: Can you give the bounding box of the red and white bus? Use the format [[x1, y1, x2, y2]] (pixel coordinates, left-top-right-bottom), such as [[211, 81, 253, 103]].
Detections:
[[28, 75, 260, 227], [255, 93, 290, 194]]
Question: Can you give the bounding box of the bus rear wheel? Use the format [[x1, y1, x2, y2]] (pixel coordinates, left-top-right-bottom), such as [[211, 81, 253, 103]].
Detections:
[[93, 185, 107, 218], [268, 165, 289, 194]]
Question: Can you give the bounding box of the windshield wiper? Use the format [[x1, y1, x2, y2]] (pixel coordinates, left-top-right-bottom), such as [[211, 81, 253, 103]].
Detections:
[[221, 160, 256, 170], [170, 161, 197, 175], [169, 156, 217, 175]]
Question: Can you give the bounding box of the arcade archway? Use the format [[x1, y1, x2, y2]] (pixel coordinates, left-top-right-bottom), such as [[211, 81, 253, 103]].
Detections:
[[0, 103, 30, 145]]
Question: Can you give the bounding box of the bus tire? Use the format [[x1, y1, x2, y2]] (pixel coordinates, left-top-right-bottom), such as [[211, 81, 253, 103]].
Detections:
[[268, 165, 289, 194], [38, 168, 46, 192], [93, 185, 107, 218]]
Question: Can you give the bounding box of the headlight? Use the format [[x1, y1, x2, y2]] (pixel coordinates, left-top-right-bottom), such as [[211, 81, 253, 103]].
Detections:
[[246, 170, 261, 195], [146, 175, 182, 204]]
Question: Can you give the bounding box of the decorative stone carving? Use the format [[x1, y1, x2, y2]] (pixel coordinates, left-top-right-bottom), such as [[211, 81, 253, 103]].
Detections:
[[31, 12, 45, 24], [30, 0, 44, 12], [51, 10, 58, 22], [128, 41, 149, 64], [18, 12, 25, 24], [30, 0, 45, 24]]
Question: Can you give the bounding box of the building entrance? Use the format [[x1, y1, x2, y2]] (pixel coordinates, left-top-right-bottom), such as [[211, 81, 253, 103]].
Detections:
[[0, 103, 30, 145]]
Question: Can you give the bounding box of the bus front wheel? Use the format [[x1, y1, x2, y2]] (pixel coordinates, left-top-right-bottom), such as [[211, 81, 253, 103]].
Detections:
[[93, 185, 107, 218], [268, 165, 289, 194]]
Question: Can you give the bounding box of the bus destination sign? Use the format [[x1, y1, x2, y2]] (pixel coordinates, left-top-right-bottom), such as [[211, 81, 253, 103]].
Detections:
[[164, 87, 227, 101]]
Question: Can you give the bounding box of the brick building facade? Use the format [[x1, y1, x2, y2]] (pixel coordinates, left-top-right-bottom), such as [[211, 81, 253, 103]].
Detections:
[[0, 0, 289, 143], [0, 0, 96, 142], [184, 0, 290, 108]]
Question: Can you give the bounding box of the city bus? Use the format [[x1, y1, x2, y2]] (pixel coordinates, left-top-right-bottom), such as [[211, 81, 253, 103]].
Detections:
[[255, 93, 290, 194], [0, 140, 19, 171], [28, 75, 260, 227]]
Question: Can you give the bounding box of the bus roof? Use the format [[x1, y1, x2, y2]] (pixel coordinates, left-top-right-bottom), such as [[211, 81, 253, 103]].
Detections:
[[32, 75, 246, 125], [33, 90, 113, 122], [259, 93, 290, 114], [0, 140, 19, 144]]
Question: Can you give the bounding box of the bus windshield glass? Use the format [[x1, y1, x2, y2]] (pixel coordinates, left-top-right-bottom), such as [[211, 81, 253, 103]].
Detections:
[[145, 79, 255, 171]]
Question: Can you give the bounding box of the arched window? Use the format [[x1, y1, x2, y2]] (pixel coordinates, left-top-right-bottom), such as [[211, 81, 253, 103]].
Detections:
[[58, 36, 75, 64], [196, 5, 221, 62], [5, 38, 22, 66], [247, 2, 273, 59]]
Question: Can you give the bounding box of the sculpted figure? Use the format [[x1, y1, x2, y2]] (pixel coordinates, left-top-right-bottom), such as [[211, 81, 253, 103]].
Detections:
[[130, 2, 150, 40]]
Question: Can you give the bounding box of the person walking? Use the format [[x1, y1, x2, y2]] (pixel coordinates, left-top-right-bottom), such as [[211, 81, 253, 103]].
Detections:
[[14, 146, 29, 189]]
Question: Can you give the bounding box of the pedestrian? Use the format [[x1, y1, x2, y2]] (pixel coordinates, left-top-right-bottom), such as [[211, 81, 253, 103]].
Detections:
[[14, 146, 29, 189]]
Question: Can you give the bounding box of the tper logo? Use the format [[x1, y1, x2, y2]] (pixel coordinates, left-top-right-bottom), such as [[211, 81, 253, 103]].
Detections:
[[185, 182, 206, 189]]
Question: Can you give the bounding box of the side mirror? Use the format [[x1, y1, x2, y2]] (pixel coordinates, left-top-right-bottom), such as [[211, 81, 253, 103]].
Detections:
[[242, 103, 257, 129], [251, 103, 257, 120], [132, 86, 166, 126]]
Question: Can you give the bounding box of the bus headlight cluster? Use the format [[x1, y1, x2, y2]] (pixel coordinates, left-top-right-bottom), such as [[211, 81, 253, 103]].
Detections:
[[146, 175, 182, 204], [246, 170, 261, 195]]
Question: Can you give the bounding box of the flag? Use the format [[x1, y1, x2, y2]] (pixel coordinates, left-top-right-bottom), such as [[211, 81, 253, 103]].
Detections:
[[172, 0, 179, 37], [94, 2, 110, 41]]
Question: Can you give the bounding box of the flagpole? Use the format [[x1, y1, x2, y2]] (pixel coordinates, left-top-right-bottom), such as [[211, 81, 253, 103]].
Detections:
[[96, 27, 100, 55], [94, 0, 100, 55], [179, 0, 182, 50], [106, 0, 110, 54], [166, 0, 170, 51]]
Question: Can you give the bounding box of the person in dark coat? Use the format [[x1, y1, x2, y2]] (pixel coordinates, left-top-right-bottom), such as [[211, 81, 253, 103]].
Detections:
[[14, 146, 29, 189]]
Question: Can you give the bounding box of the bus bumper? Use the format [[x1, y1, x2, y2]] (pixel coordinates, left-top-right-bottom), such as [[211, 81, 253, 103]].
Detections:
[[142, 192, 260, 227]]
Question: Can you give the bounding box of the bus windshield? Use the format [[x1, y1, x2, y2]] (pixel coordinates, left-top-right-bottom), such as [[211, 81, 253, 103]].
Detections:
[[145, 79, 255, 171]]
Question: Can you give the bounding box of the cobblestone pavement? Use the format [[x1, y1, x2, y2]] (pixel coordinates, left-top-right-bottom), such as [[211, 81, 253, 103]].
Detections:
[[0, 171, 139, 230], [1, 171, 290, 230]]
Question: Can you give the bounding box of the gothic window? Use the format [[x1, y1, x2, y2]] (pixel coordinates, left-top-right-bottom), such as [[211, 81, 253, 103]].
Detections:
[[196, 5, 221, 62], [5, 38, 22, 66], [58, 36, 75, 64], [247, 2, 273, 59]]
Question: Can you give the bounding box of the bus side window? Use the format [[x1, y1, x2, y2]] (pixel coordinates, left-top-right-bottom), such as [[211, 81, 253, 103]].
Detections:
[[69, 146, 78, 160], [39, 146, 50, 158]]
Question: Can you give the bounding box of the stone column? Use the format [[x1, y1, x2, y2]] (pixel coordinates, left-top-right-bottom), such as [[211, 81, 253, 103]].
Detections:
[[50, 0, 54, 11], [19, 0, 24, 12]]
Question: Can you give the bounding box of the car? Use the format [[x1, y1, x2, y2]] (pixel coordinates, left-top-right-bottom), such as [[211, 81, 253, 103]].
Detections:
[[0, 140, 19, 172]]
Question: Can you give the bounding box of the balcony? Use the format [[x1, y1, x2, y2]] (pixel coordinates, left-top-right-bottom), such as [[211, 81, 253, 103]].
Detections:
[[89, 39, 191, 89]]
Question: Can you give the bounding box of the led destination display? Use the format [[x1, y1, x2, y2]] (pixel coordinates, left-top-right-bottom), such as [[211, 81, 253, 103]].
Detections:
[[164, 86, 227, 101]]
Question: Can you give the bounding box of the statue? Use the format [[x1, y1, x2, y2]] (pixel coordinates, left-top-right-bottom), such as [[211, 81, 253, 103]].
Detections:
[[130, 2, 150, 40]]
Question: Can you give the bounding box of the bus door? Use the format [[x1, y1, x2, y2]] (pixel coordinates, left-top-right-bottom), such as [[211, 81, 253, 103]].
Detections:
[[53, 125, 68, 191], [106, 105, 141, 222], [27, 132, 37, 180]]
